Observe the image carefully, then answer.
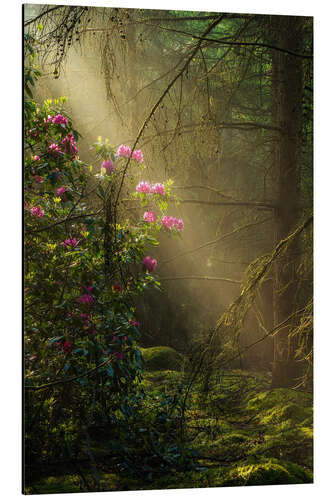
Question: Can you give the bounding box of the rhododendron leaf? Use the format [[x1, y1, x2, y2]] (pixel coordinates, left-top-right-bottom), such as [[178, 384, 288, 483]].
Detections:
[[49, 336, 64, 344], [98, 184, 105, 199], [107, 365, 114, 377]]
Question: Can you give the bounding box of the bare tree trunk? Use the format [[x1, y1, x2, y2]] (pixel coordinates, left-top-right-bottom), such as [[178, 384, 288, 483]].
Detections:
[[270, 16, 304, 387]]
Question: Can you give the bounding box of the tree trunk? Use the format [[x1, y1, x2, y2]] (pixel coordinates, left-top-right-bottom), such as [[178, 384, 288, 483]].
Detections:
[[270, 16, 304, 387]]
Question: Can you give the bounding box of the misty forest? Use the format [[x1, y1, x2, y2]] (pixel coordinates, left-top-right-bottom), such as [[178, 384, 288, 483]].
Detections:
[[24, 5, 313, 494]]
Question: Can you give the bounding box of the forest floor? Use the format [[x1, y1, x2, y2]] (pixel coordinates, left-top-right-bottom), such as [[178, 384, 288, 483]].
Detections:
[[25, 346, 313, 494]]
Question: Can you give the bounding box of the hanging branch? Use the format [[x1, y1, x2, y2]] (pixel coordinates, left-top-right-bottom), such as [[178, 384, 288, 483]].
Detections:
[[215, 214, 313, 334], [161, 217, 273, 265], [114, 14, 225, 207], [159, 275, 241, 284], [145, 24, 313, 59]]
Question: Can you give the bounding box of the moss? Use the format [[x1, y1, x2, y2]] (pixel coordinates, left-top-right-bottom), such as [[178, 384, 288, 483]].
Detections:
[[141, 346, 185, 371], [246, 388, 312, 415], [28, 474, 82, 494], [223, 459, 312, 486], [259, 402, 312, 425]]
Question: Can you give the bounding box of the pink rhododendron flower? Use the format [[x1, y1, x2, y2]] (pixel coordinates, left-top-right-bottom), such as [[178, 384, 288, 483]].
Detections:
[[30, 205, 45, 217], [57, 186, 68, 196], [117, 144, 132, 158], [161, 215, 184, 231], [129, 319, 140, 327], [113, 283, 122, 293], [161, 215, 175, 230], [101, 159, 115, 174], [55, 281, 61, 285], [132, 149, 143, 163], [52, 114, 68, 126], [143, 255, 157, 272], [61, 238, 78, 249], [61, 133, 78, 158], [48, 143, 62, 156], [176, 218, 184, 230], [77, 294, 94, 306], [143, 211, 157, 223], [63, 340, 73, 353], [112, 336, 118, 343], [33, 155, 40, 162], [151, 183, 165, 195], [136, 181, 151, 194], [114, 352, 124, 360], [34, 175, 44, 184]]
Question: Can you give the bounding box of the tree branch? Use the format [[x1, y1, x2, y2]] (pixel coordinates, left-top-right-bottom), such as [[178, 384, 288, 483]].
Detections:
[[24, 5, 65, 27], [148, 24, 313, 59], [114, 14, 225, 207], [159, 275, 241, 284], [179, 199, 276, 210], [161, 217, 273, 265], [25, 355, 114, 392]]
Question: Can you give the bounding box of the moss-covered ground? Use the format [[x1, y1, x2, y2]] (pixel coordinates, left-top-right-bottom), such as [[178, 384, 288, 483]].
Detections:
[[25, 346, 313, 494]]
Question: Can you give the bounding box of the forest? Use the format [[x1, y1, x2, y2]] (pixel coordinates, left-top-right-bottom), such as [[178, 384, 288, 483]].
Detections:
[[23, 4, 313, 494]]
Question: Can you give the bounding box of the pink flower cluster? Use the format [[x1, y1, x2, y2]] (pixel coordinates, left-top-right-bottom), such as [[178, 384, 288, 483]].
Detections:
[[77, 293, 94, 306], [132, 149, 143, 163], [61, 133, 79, 158], [101, 159, 115, 174], [143, 211, 157, 223], [34, 175, 44, 184], [61, 238, 78, 249], [48, 143, 62, 156], [52, 114, 68, 126], [30, 205, 44, 217], [117, 144, 131, 158], [63, 340, 73, 353], [143, 255, 157, 272], [80, 313, 91, 325], [161, 216, 184, 231], [57, 186, 68, 196], [33, 155, 40, 162], [151, 183, 165, 195], [55, 340, 73, 353], [136, 181, 151, 193], [129, 319, 140, 328], [117, 144, 143, 163]]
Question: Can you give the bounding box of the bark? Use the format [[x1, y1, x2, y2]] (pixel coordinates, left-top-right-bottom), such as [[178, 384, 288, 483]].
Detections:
[[270, 16, 304, 387]]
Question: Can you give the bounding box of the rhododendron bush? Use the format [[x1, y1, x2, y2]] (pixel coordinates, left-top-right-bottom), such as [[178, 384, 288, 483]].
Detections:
[[24, 37, 186, 467]]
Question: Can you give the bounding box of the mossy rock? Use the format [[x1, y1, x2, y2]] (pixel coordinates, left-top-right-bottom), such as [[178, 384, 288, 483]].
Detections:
[[141, 346, 184, 371], [223, 459, 312, 486]]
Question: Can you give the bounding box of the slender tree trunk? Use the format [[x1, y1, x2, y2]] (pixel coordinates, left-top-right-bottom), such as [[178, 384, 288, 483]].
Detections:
[[270, 16, 304, 387]]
